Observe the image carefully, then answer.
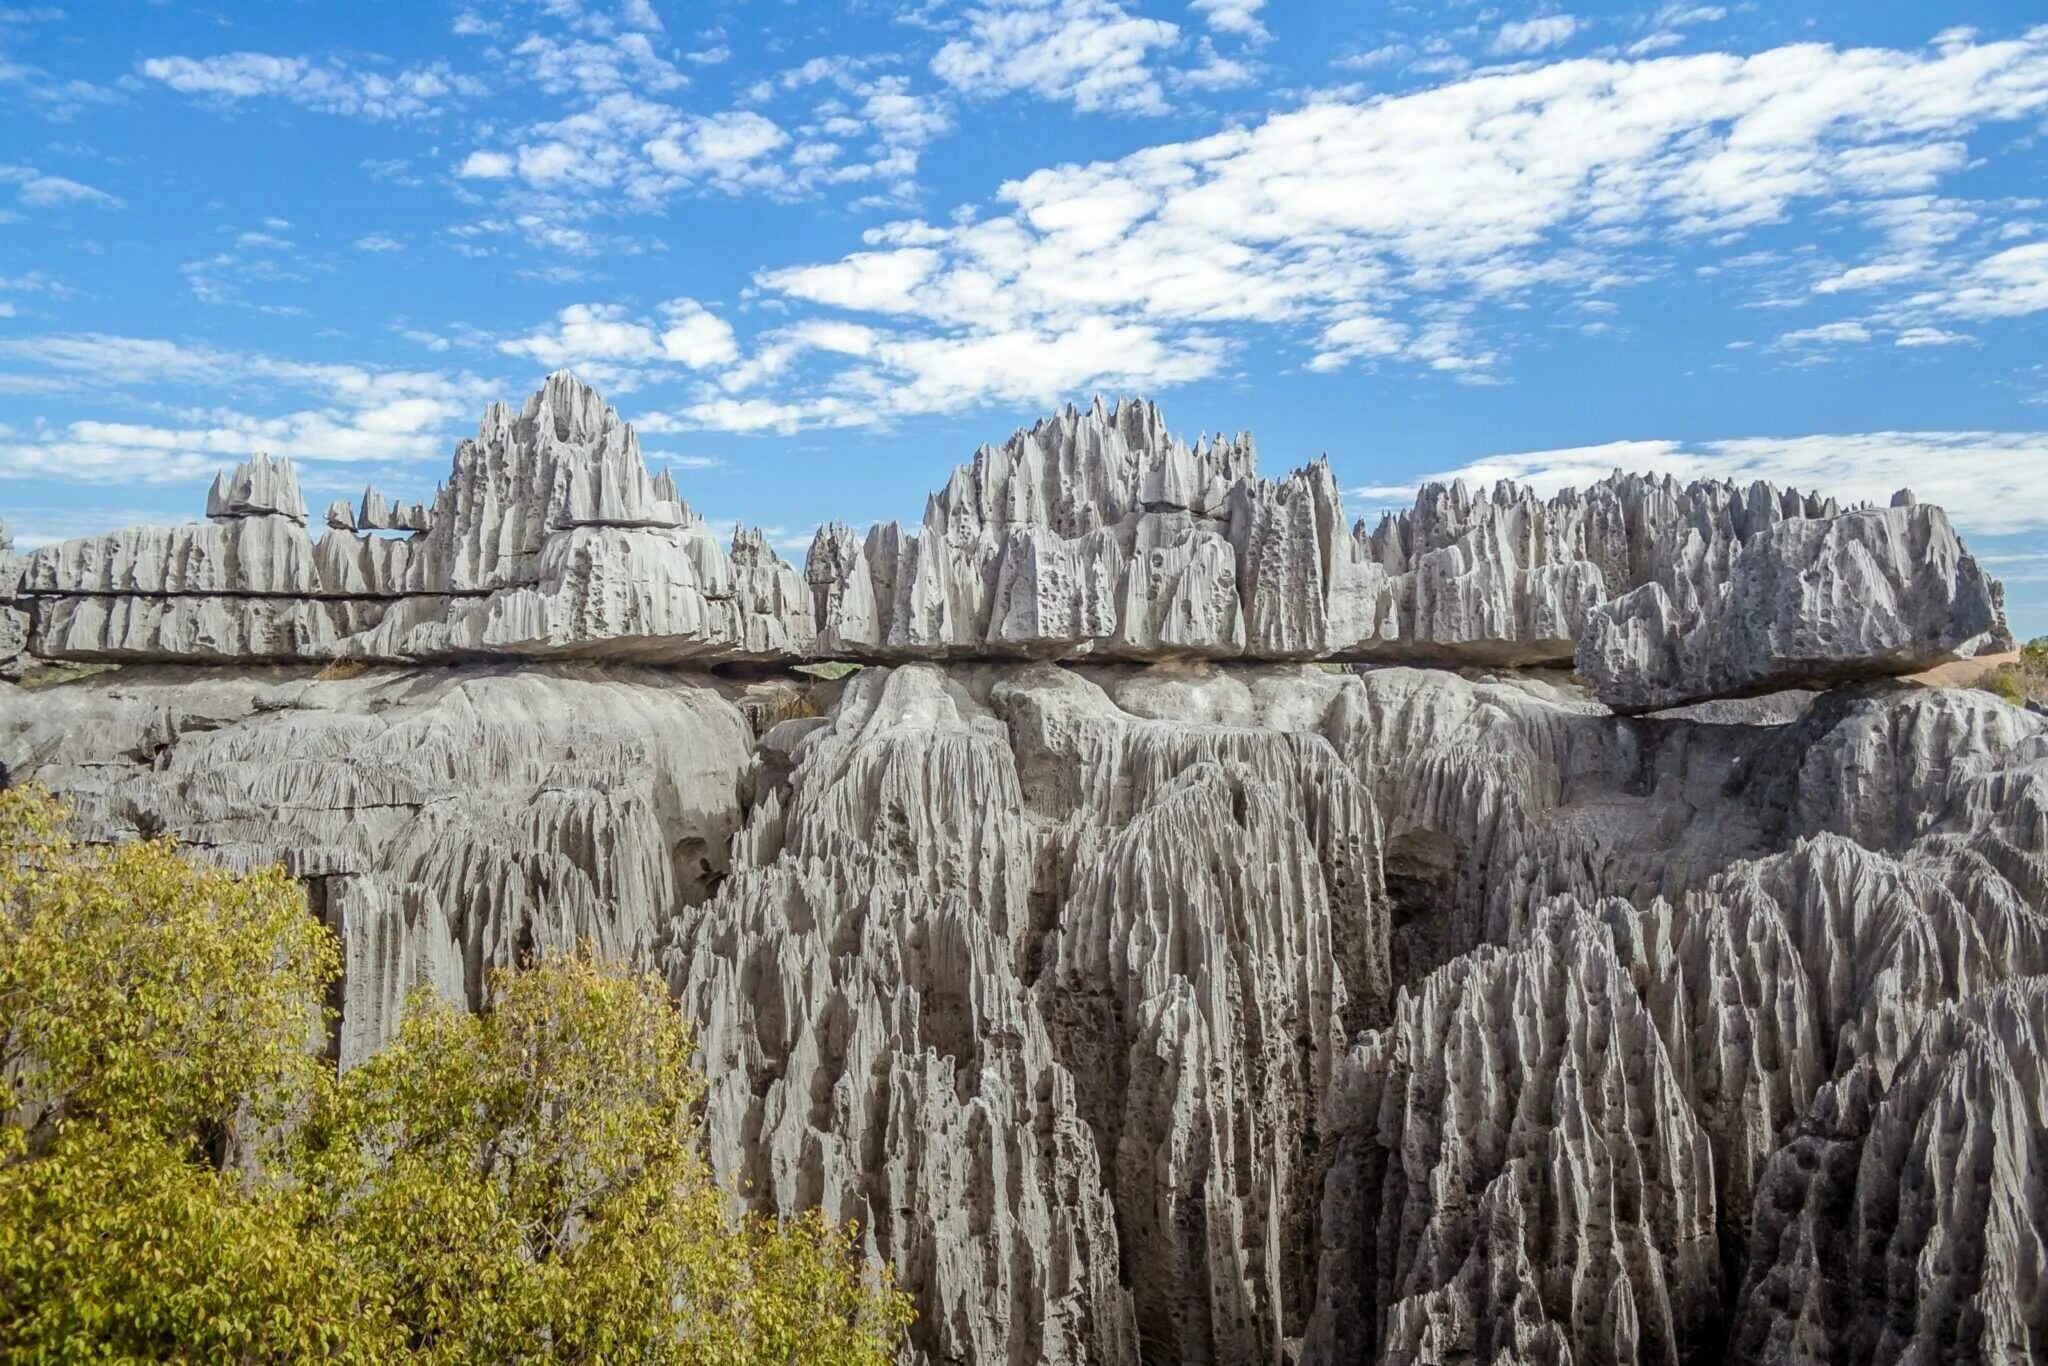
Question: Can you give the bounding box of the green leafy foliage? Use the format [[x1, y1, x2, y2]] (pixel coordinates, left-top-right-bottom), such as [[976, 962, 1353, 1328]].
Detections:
[[1975, 636, 2048, 708], [299, 958, 912, 1362], [0, 788, 911, 1363], [0, 1121, 374, 1360], [0, 785, 336, 1157]]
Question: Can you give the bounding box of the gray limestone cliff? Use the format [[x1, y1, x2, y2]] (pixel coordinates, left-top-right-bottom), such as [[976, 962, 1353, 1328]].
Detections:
[[0, 375, 2036, 1364], [0, 373, 2007, 708], [4, 661, 2044, 1363]]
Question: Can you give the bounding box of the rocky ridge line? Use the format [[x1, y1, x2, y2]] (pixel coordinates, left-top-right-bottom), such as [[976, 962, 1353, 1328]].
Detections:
[[1, 372, 2008, 710]]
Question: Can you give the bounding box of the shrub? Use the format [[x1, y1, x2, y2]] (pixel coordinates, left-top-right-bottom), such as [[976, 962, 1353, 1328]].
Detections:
[[298, 957, 911, 1362], [0, 787, 369, 1359], [1981, 665, 2028, 706], [0, 788, 911, 1363]]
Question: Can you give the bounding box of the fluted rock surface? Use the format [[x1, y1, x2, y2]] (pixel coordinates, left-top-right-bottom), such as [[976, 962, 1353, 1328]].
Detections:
[[0, 665, 752, 1065], [8, 655, 2046, 1362], [1729, 978, 2048, 1364], [1579, 504, 2007, 711], [1308, 908, 1721, 1366], [1, 374, 2007, 707], [8, 374, 811, 665], [0, 373, 2038, 1366]]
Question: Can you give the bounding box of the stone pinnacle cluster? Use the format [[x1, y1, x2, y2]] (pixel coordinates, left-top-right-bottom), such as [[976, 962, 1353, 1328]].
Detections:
[[0, 371, 2008, 708], [3, 375, 2040, 1364]]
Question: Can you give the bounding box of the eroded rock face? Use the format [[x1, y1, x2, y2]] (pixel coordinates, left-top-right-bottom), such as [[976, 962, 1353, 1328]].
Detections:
[[1729, 979, 2048, 1365], [0, 374, 2033, 1365], [1309, 908, 1722, 1366], [4, 658, 2043, 1364], [0, 665, 752, 1067], [1578, 504, 2007, 711], [12, 374, 815, 666], [1, 373, 2008, 708]]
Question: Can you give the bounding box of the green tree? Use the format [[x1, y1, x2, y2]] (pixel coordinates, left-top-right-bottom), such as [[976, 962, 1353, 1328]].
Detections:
[[298, 956, 911, 1363], [0, 788, 911, 1362], [0, 786, 378, 1359]]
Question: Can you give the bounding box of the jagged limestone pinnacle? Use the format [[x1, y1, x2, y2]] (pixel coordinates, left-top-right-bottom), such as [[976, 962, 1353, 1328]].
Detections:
[[1, 372, 2008, 704]]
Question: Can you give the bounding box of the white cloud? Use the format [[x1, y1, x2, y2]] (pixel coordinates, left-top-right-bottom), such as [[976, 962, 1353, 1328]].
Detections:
[[1813, 259, 1931, 294], [496, 299, 738, 383], [443, 20, 954, 241], [656, 299, 740, 369], [641, 451, 723, 472], [457, 150, 515, 178], [354, 233, 404, 252], [499, 303, 665, 369], [139, 52, 483, 120], [1776, 320, 1872, 347], [1350, 431, 2048, 535], [735, 29, 2048, 421], [1491, 15, 1578, 56], [1927, 241, 2048, 320], [1189, 0, 1267, 42], [0, 162, 119, 207], [0, 15, 121, 116], [764, 247, 942, 314], [645, 110, 790, 182], [1895, 326, 1975, 347], [1175, 40, 1256, 91], [0, 332, 496, 480], [932, 0, 1182, 115], [1334, 45, 1409, 70], [457, 79, 936, 222], [510, 29, 685, 98], [1655, 5, 1725, 25], [643, 395, 869, 436]]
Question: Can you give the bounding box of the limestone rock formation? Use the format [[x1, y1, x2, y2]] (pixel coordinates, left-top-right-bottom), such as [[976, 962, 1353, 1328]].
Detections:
[[1729, 979, 2048, 1364], [0, 374, 2007, 704], [6, 374, 812, 666], [6, 656, 2044, 1364], [206, 451, 306, 524], [0, 665, 752, 1066], [0, 375, 2037, 1364], [1579, 503, 2007, 711], [1308, 908, 1722, 1366]]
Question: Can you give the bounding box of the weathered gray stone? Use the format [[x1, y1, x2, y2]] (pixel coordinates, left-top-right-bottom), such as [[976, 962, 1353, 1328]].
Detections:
[[206, 452, 306, 525], [7, 659, 2043, 1363], [0, 376, 2038, 1365], [1578, 503, 2008, 711], [1729, 978, 2048, 1364], [0, 664, 752, 1066], [4, 375, 2009, 707]]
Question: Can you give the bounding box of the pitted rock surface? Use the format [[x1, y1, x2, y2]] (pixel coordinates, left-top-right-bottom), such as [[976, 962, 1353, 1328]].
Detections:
[[0, 369, 2035, 1364]]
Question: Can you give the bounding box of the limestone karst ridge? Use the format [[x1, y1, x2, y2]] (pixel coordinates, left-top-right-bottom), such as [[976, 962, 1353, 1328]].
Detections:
[[0, 371, 2009, 709], [2, 373, 2043, 1363]]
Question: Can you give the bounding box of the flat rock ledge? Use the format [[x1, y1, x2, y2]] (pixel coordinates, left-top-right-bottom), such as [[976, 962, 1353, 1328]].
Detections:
[[1, 372, 2008, 710]]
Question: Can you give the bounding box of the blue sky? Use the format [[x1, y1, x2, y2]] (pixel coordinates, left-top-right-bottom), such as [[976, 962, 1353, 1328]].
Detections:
[[4, 1, 2048, 633]]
